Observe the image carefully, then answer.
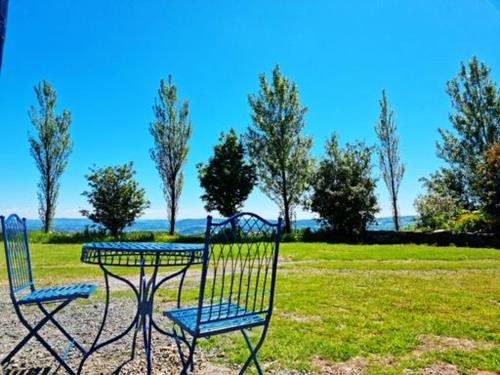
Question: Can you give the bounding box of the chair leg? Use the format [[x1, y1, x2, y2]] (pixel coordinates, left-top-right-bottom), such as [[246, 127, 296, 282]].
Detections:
[[181, 337, 197, 375], [172, 326, 197, 374], [36, 303, 87, 354], [179, 327, 197, 372], [172, 326, 186, 367], [1, 327, 36, 365], [2, 300, 70, 365], [239, 325, 269, 375], [30, 326, 77, 374], [5, 300, 78, 374]]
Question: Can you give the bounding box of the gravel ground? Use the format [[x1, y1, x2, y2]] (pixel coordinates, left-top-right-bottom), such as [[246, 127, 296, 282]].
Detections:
[[0, 288, 236, 374]]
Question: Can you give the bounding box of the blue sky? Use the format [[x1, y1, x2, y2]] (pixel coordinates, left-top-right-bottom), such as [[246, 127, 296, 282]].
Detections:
[[0, 0, 499, 220]]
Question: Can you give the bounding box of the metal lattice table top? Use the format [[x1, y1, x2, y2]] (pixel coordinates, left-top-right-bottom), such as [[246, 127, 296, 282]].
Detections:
[[81, 242, 205, 267]]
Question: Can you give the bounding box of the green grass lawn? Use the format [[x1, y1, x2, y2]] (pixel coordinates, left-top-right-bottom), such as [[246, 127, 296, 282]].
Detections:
[[0, 243, 499, 374]]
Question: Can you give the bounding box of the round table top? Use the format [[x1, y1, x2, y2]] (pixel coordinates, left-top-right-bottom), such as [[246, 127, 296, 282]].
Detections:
[[81, 242, 205, 267]]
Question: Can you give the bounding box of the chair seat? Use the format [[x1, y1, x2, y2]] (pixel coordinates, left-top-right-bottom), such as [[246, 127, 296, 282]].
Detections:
[[164, 302, 265, 337], [18, 283, 96, 305]]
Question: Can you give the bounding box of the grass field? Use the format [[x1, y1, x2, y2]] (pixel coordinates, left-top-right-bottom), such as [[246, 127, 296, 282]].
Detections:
[[0, 243, 499, 374]]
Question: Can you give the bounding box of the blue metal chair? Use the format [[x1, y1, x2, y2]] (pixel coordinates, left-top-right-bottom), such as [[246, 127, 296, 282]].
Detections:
[[1, 214, 96, 374], [164, 212, 282, 374]]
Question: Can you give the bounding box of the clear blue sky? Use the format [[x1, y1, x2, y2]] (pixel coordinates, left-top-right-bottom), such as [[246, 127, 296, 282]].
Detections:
[[1, 0, 499, 220]]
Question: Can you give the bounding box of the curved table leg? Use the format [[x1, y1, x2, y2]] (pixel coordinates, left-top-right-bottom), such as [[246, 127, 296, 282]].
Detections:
[[141, 257, 196, 374], [78, 264, 140, 374], [148, 257, 194, 338]]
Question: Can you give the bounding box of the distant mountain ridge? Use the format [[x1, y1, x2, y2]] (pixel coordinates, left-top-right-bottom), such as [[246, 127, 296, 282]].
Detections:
[[20, 216, 416, 235]]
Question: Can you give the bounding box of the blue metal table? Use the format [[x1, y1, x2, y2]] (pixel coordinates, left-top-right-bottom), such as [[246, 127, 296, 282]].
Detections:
[[79, 242, 204, 374]]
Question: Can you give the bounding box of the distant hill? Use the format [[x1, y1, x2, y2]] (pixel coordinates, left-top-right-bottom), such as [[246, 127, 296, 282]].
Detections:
[[20, 216, 416, 235]]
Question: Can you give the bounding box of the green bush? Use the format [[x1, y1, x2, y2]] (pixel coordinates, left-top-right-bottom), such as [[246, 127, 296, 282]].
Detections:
[[414, 191, 461, 231], [81, 162, 150, 237], [452, 210, 490, 233], [309, 134, 378, 236], [280, 231, 301, 242]]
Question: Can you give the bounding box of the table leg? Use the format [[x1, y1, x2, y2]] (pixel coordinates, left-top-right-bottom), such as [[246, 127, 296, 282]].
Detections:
[[141, 256, 195, 374], [149, 256, 195, 338], [78, 264, 140, 374], [139, 256, 158, 375], [81, 256, 195, 375]]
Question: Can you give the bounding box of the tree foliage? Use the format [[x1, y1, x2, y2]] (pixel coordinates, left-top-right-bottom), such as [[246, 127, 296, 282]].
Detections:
[[416, 57, 500, 232], [309, 134, 378, 236], [426, 57, 500, 209], [197, 129, 256, 217], [483, 142, 500, 232], [414, 191, 461, 230], [245, 65, 313, 233], [28, 81, 72, 233], [375, 90, 405, 230], [150, 75, 191, 235], [80, 162, 150, 237]]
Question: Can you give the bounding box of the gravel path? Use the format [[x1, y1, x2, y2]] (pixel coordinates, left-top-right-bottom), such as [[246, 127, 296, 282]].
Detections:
[[0, 289, 236, 374]]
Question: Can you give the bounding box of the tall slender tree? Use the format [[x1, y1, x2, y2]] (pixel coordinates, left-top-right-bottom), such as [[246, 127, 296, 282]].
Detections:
[[483, 142, 500, 233], [246, 65, 313, 233], [434, 56, 500, 209], [150, 75, 191, 235], [28, 81, 72, 233], [415, 57, 499, 231], [374, 90, 405, 230]]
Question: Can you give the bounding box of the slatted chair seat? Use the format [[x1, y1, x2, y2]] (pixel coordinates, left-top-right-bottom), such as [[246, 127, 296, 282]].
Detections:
[[163, 212, 282, 374], [18, 283, 96, 305], [1, 214, 97, 374], [165, 302, 265, 336]]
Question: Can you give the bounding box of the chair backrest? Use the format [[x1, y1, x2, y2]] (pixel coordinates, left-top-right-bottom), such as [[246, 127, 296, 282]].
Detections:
[[196, 212, 282, 329], [1, 214, 34, 297]]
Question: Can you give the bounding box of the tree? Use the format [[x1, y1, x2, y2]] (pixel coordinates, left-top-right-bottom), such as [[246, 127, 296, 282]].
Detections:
[[28, 81, 72, 233], [482, 142, 500, 232], [245, 65, 313, 233], [80, 162, 150, 237], [197, 128, 256, 217], [414, 191, 460, 230], [428, 57, 499, 209], [150, 75, 192, 235], [374, 90, 405, 230], [309, 134, 378, 236]]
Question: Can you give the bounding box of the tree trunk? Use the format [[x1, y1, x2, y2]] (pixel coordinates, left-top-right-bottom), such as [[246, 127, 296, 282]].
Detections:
[[168, 182, 177, 236], [392, 195, 400, 231], [44, 185, 52, 233], [283, 200, 291, 233], [389, 170, 400, 231], [169, 208, 175, 236], [281, 170, 292, 233], [230, 218, 237, 232], [43, 218, 50, 233], [43, 205, 49, 233]]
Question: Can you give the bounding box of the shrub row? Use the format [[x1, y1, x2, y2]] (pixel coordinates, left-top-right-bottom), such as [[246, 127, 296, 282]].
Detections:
[[1, 228, 497, 249], [282, 228, 500, 248]]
